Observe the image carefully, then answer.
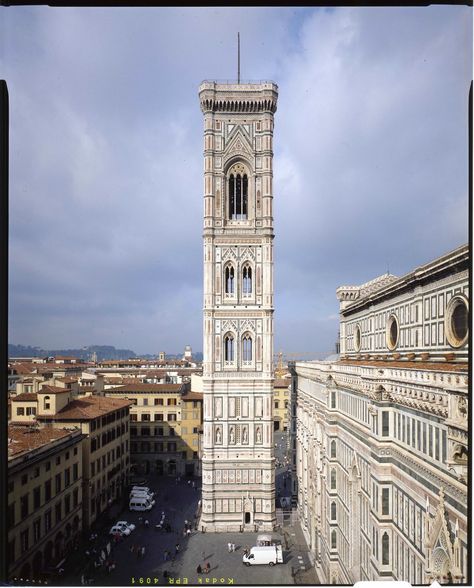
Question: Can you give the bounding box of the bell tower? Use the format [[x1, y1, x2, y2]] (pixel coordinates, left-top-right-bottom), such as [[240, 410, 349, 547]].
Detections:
[[199, 81, 278, 531]]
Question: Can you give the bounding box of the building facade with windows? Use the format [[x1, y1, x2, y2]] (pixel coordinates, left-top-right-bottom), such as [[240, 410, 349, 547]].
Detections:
[[273, 378, 291, 432], [199, 81, 278, 531], [7, 426, 85, 581], [293, 245, 468, 584], [36, 394, 133, 528], [105, 383, 203, 477]]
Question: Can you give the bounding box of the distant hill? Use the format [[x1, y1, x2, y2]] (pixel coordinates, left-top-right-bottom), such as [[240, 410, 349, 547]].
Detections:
[[8, 344, 204, 362], [8, 344, 137, 361]]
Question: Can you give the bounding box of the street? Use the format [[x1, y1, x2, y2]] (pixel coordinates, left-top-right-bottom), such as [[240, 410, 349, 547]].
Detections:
[[58, 431, 315, 586]]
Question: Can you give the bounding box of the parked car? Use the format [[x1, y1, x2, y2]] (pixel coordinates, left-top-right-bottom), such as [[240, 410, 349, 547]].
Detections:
[[131, 485, 155, 496], [109, 524, 131, 536], [115, 521, 136, 533], [131, 486, 155, 498]]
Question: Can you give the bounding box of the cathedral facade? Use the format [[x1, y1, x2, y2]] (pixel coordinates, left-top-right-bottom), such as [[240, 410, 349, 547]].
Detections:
[[293, 245, 469, 583], [199, 81, 278, 531]]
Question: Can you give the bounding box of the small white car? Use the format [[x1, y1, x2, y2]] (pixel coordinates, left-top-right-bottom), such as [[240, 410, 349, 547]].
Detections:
[[115, 521, 136, 533], [131, 486, 155, 498], [109, 524, 131, 536]]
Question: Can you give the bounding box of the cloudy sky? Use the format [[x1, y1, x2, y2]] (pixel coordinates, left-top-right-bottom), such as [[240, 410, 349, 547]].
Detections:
[[3, 6, 471, 356]]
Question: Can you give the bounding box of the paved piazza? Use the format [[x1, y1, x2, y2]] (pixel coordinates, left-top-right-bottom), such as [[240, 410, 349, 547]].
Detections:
[[58, 435, 314, 586]]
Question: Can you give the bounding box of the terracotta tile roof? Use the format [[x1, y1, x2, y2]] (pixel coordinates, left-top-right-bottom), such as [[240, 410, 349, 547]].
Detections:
[[183, 391, 203, 401], [36, 396, 133, 421], [8, 425, 80, 458], [35, 363, 83, 372], [142, 370, 167, 377], [274, 378, 291, 387], [122, 377, 145, 384], [106, 383, 183, 394], [338, 359, 468, 373], [10, 363, 35, 375], [39, 385, 70, 394], [11, 393, 38, 402]]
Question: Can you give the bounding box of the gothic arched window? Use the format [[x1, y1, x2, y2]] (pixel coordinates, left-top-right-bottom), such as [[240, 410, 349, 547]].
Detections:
[[330, 440, 337, 458], [44, 395, 51, 410], [242, 334, 253, 363], [330, 468, 337, 490], [225, 265, 235, 295], [224, 334, 235, 362], [228, 170, 248, 220], [382, 532, 390, 565], [331, 501, 337, 521], [331, 529, 337, 549], [242, 264, 252, 295]]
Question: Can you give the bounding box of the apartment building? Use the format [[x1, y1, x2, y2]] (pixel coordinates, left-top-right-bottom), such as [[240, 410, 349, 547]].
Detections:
[[105, 383, 203, 476], [8, 426, 85, 581], [273, 378, 291, 431], [36, 394, 133, 527]]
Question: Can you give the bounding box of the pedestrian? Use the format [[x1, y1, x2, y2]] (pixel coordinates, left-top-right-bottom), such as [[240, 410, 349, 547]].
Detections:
[[196, 564, 202, 574], [192, 481, 195, 489], [232, 542, 235, 552], [227, 542, 232, 553], [144, 519, 149, 528], [81, 574, 86, 585], [141, 546, 146, 558], [130, 544, 135, 554], [183, 527, 187, 537], [205, 562, 210, 574], [163, 571, 168, 580], [163, 550, 168, 561], [175, 543, 180, 554], [136, 545, 141, 560], [186, 528, 191, 537], [201, 550, 206, 561], [184, 519, 188, 528]]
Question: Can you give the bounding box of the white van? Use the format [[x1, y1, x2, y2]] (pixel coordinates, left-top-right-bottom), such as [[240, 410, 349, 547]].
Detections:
[[242, 545, 283, 566], [129, 497, 153, 512], [130, 492, 155, 506]]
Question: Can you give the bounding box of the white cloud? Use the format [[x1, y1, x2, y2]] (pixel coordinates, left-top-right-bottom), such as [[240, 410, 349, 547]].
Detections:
[[5, 6, 471, 353]]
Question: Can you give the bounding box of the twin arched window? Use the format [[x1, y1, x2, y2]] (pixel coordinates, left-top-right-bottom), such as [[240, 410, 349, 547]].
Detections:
[[223, 333, 253, 364], [229, 173, 248, 220], [223, 263, 252, 296]]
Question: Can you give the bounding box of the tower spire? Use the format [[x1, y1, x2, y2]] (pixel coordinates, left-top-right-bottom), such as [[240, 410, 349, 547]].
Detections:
[[237, 32, 240, 84]]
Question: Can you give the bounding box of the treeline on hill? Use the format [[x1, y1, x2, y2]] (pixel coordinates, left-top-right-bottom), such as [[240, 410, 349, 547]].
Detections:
[[8, 344, 204, 362], [8, 344, 137, 361]]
